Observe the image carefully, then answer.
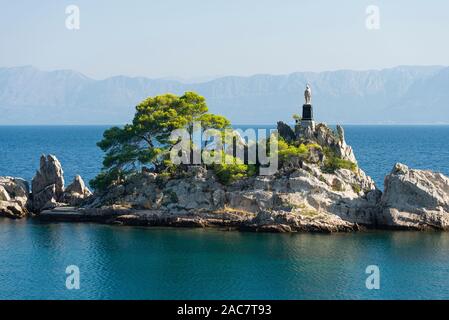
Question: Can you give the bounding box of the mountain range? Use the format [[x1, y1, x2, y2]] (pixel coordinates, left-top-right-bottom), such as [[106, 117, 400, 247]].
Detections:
[[1, 65, 448, 125]]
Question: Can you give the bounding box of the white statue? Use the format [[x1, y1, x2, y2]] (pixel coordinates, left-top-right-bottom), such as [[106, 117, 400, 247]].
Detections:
[[304, 84, 312, 104]]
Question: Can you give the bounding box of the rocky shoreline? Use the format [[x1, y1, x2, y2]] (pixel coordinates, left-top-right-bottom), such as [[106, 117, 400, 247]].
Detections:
[[36, 206, 359, 233], [2, 122, 449, 233]]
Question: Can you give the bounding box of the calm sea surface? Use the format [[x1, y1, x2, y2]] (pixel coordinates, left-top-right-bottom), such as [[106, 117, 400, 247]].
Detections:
[[1, 125, 449, 299]]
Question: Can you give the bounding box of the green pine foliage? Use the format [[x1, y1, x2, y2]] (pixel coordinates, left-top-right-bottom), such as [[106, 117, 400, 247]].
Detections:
[[90, 92, 231, 191], [210, 152, 255, 185], [275, 136, 318, 164], [322, 147, 357, 173]]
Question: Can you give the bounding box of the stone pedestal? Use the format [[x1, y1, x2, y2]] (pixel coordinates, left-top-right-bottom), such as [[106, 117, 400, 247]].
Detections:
[[301, 120, 315, 131], [301, 104, 315, 131], [302, 104, 313, 120]]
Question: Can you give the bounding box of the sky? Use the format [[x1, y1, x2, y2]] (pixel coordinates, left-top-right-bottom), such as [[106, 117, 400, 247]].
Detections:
[[1, 0, 448, 80]]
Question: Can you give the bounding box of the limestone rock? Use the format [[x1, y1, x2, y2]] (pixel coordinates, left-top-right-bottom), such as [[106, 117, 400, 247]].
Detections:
[[212, 189, 226, 207], [87, 159, 381, 231], [82, 123, 383, 232], [31, 154, 65, 212], [29, 126, 449, 233], [33, 184, 60, 211], [248, 210, 358, 233], [0, 177, 30, 218], [277, 121, 296, 143], [299, 123, 357, 164], [380, 163, 449, 230], [62, 175, 92, 206], [335, 125, 357, 164]]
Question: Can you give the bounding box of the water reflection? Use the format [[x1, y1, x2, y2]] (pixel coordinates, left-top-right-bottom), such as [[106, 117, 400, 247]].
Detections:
[[2, 222, 449, 299]]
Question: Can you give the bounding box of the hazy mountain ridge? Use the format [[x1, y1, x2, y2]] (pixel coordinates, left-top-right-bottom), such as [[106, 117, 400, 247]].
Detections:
[[0, 65, 448, 124]]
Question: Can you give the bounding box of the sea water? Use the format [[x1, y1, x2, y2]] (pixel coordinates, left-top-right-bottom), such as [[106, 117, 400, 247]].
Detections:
[[1, 125, 449, 299]]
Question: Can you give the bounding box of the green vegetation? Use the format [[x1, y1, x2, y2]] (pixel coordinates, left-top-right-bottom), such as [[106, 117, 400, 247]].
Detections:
[[351, 184, 362, 194], [275, 136, 321, 164], [322, 147, 357, 173], [91, 92, 232, 191], [323, 157, 357, 173], [90, 168, 123, 191], [91, 91, 358, 191], [211, 152, 256, 185], [331, 181, 345, 192], [277, 139, 307, 160], [300, 209, 319, 217]]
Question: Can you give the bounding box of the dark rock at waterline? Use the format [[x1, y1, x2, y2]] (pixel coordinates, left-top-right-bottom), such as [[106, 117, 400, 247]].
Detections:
[[277, 121, 296, 143]]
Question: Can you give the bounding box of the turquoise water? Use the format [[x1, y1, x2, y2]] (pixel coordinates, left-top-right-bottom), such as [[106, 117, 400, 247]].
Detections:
[[1, 220, 449, 300], [1, 125, 449, 299]]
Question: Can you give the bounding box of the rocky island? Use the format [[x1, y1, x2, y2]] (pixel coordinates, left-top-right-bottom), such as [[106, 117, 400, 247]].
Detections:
[[1, 91, 449, 232]]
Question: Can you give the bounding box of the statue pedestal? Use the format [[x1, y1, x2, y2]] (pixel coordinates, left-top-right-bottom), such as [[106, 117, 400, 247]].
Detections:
[[300, 104, 315, 131], [295, 120, 315, 138], [295, 103, 316, 137], [302, 104, 313, 120], [300, 119, 315, 131]]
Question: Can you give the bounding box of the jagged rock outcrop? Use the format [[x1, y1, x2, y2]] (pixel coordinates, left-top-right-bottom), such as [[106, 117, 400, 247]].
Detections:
[[77, 159, 380, 232], [335, 125, 357, 163], [18, 124, 449, 233], [380, 163, 449, 230], [0, 177, 29, 218], [31, 154, 65, 212], [62, 175, 92, 206], [296, 123, 357, 163], [80, 123, 381, 232], [28, 155, 92, 213], [277, 121, 296, 143]]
